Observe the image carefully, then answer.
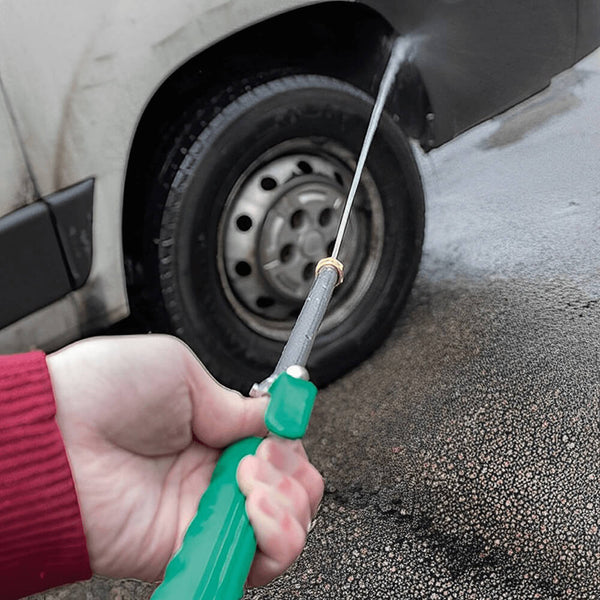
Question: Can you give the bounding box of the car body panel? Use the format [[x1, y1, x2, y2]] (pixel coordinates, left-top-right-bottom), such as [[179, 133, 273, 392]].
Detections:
[[363, 0, 579, 146], [0, 0, 598, 353], [0, 0, 323, 351], [577, 0, 600, 58], [0, 82, 36, 212]]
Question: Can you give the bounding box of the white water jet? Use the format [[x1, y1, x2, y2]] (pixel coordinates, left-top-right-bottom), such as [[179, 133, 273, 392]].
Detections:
[[331, 36, 418, 260]]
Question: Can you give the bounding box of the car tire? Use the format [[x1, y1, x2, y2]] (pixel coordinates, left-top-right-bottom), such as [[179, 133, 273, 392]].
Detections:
[[141, 74, 424, 392]]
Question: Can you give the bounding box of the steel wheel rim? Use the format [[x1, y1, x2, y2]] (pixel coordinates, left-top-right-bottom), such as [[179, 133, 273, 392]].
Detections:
[[217, 138, 385, 342]]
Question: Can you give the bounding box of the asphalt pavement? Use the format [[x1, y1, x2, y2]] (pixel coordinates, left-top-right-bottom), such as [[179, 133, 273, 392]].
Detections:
[[246, 48, 600, 600], [35, 49, 599, 599]]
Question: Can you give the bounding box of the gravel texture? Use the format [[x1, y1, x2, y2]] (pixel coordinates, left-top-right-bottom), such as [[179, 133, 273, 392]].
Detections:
[[30, 49, 600, 600]]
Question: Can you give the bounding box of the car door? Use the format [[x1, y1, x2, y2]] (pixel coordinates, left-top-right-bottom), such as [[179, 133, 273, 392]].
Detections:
[[364, 0, 579, 147], [0, 80, 36, 215], [0, 74, 85, 330]]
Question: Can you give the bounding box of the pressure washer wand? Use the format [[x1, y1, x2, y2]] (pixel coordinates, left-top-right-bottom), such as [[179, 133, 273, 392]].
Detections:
[[250, 256, 343, 396], [150, 37, 408, 600], [252, 37, 410, 394]]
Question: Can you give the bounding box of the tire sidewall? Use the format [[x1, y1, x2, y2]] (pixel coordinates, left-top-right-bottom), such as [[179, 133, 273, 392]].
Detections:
[[158, 76, 424, 389]]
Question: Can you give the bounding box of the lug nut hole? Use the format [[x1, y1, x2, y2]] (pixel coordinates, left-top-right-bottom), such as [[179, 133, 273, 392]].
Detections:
[[235, 261, 252, 277], [236, 215, 253, 232], [319, 208, 333, 227], [334, 171, 344, 186], [297, 160, 313, 174], [260, 176, 277, 191], [256, 296, 275, 309], [303, 262, 316, 281], [290, 210, 305, 229], [280, 244, 294, 263]]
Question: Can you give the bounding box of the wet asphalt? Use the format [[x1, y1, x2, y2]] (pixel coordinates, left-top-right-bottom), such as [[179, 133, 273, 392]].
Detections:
[[36, 50, 599, 600], [246, 49, 600, 599]]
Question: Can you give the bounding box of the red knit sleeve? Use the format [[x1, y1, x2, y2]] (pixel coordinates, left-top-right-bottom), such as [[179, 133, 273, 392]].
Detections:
[[0, 351, 92, 599]]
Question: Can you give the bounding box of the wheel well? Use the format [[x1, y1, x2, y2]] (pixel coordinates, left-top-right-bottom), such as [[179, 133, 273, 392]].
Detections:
[[122, 1, 430, 287]]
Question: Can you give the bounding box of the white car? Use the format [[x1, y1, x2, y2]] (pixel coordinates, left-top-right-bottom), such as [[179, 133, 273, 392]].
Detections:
[[1, 0, 598, 390]]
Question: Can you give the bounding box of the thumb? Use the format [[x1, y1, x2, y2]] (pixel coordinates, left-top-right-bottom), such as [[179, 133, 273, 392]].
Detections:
[[184, 353, 268, 447]]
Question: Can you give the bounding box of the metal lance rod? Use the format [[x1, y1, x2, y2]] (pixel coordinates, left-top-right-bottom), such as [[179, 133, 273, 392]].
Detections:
[[331, 37, 412, 260], [274, 263, 339, 372], [251, 38, 411, 396], [251, 262, 340, 395]]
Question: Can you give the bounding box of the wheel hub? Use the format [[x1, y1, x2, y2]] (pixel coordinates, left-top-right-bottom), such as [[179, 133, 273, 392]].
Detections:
[[258, 176, 354, 302], [218, 141, 383, 340]]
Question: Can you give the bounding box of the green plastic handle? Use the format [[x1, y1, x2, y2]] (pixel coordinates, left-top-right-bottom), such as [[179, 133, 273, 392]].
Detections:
[[151, 373, 317, 600], [151, 436, 262, 600], [265, 372, 317, 439]]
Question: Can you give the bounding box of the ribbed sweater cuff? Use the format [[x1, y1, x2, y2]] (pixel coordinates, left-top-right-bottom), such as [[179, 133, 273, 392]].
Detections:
[[0, 351, 92, 599]]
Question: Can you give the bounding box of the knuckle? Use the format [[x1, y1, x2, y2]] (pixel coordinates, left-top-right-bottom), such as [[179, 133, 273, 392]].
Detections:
[[301, 461, 325, 491], [276, 474, 297, 496], [313, 469, 325, 495]]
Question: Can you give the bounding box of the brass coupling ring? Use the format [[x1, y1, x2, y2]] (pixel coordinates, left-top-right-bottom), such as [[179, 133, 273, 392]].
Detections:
[[315, 257, 344, 286]]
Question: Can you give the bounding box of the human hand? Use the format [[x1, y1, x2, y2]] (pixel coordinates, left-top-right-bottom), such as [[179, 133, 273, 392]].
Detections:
[[47, 335, 323, 587]]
